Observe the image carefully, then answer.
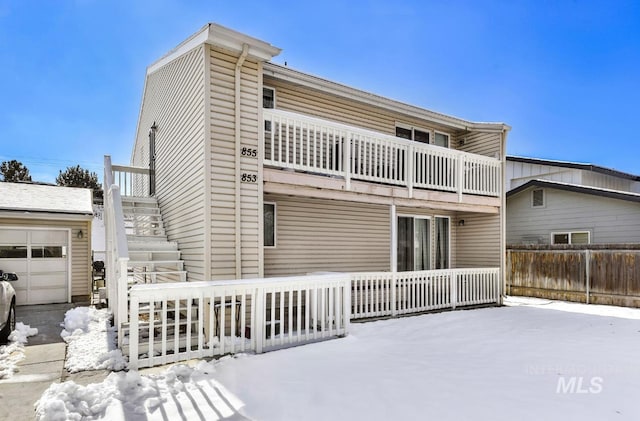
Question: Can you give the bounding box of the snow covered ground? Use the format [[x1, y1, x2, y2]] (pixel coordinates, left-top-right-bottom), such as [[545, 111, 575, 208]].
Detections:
[[35, 298, 640, 420], [60, 307, 127, 373], [0, 322, 38, 379]]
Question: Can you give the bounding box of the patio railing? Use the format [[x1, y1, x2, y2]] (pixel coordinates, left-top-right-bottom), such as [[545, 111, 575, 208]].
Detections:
[[264, 109, 501, 198], [127, 273, 351, 369], [126, 268, 500, 368]]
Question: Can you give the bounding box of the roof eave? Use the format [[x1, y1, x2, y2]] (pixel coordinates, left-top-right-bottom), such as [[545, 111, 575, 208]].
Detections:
[[263, 62, 510, 133]]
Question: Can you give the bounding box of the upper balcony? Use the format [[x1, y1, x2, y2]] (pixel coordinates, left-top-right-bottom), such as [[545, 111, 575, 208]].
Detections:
[[263, 109, 502, 209]]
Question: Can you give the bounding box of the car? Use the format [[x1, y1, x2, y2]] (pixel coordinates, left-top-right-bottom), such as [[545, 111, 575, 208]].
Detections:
[[0, 272, 17, 344]]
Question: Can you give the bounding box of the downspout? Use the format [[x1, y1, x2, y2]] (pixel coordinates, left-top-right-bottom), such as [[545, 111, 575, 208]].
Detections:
[[235, 44, 249, 279]]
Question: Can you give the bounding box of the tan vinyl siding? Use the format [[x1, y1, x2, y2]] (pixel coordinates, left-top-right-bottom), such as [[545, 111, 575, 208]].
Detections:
[[264, 195, 390, 276], [264, 77, 458, 146], [507, 187, 640, 245], [0, 218, 91, 299], [209, 47, 262, 278], [131, 46, 207, 281], [457, 131, 501, 158], [455, 213, 501, 267]]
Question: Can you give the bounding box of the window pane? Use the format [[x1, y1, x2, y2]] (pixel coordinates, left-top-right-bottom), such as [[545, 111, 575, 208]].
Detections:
[[414, 130, 430, 144], [532, 189, 544, 207], [414, 219, 430, 270], [395, 126, 412, 140], [434, 133, 449, 148], [0, 246, 27, 258], [264, 203, 275, 247], [263, 88, 274, 109], [553, 233, 569, 244], [397, 217, 413, 272], [435, 217, 449, 269], [571, 232, 589, 244]]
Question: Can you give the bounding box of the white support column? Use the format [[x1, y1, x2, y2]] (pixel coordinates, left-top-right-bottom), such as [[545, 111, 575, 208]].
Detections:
[[457, 155, 464, 202], [343, 131, 351, 191], [390, 204, 397, 272]]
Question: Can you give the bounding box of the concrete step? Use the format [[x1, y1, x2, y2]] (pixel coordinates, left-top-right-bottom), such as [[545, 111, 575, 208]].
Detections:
[[128, 250, 182, 261], [128, 260, 185, 270], [127, 234, 168, 242], [128, 241, 179, 251], [128, 271, 188, 284], [121, 196, 158, 206]]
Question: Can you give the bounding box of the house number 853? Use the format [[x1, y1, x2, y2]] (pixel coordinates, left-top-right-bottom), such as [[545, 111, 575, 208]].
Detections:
[[241, 173, 257, 183]]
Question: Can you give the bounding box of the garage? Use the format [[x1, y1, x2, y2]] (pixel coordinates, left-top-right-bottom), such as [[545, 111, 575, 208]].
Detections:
[[0, 228, 70, 305], [0, 183, 93, 305]]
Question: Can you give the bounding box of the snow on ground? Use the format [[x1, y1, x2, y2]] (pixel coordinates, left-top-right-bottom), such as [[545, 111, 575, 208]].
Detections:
[[0, 322, 38, 379], [36, 299, 640, 420], [61, 307, 127, 373]]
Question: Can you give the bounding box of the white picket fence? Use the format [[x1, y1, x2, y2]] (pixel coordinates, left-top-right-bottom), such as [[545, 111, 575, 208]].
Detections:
[[126, 268, 500, 368], [351, 268, 501, 319], [127, 274, 351, 369], [263, 109, 501, 197]]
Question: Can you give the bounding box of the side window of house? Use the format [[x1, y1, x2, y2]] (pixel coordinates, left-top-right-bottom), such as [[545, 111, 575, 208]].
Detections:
[[264, 203, 276, 247], [532, 189, 544, 207], [551, 231, 590, 245], [263, 87, 275, 109], [263, 87, 275, 132]]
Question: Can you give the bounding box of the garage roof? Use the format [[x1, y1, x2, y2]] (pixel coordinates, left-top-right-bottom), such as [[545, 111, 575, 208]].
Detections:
[[0, 182, 93, 215]]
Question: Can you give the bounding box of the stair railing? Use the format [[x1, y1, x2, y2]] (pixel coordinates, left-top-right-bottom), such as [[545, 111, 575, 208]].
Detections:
[[104, 155, 130, 345]]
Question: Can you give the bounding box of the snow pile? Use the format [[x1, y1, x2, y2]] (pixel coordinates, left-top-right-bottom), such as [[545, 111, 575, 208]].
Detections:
[[61, 307, 127, 372], [0, 322, 38, 379], [35, 360, 233, 421]]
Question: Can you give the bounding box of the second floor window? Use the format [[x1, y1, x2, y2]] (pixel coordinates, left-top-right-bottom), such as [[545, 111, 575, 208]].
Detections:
[[263, 87, 275, 109], [395, 125, 430, 144]]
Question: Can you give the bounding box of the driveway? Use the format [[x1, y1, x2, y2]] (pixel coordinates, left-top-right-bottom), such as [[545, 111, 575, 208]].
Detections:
[[0, 303, 78, 420]]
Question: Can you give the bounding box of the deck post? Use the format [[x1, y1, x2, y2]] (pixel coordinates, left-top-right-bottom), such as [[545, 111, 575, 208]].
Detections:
[[451, 271, 457, 309], [255, 286, 265, 353], [457, 155, 464, 202]]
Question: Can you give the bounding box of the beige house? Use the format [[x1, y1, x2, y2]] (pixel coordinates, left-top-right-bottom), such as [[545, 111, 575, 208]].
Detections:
[[0, 183, 93, 304], [122, 23, 510, 284]]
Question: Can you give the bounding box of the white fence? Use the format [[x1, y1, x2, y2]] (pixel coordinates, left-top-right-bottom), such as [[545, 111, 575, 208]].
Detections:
[[263, 109, 501, 198], [351, 268, 501, 319], [126, 268, 499, 368], [128, 274, 351, 369]]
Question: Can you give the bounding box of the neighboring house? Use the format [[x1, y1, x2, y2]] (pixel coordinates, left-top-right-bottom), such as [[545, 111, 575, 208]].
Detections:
[[0, 182, 93, 304], [122, 23, 509, 286], [506, 156, 640, 245]]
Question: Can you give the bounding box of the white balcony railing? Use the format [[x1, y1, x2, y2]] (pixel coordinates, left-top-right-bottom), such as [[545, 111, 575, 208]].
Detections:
[[264, 109, 501, 198]]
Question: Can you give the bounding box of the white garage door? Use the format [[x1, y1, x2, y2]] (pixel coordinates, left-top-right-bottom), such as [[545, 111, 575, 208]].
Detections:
[[0, 228, 69, 305]]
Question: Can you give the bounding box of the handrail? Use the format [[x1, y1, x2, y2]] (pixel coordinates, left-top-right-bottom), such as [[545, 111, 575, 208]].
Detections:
[[263, 108, 501, 198], [103, 155, 130, 340]]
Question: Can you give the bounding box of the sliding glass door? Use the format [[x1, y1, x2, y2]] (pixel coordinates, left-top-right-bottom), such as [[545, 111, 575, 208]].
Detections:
[[397, 216, 430, 272], [397, 215, 450, 272]]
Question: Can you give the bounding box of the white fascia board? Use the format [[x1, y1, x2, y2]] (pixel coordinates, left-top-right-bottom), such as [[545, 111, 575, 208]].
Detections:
[[0, 211, 94, 221], [147, 23, 281, 75], [263, 62, 510, 133]]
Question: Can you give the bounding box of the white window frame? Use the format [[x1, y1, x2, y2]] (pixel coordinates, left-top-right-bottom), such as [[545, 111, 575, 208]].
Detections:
[[397, 214, 432, 271], [395, 122, 431, 144], [263, 86, 276, 109], [531, 188, 545, 208], [433, 130, 450, 148], [550, 231, 591, 245], [263, 202, 277, 248]]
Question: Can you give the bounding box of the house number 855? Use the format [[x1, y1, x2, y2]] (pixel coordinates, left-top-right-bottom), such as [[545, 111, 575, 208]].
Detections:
[[241, 147, 258, 157]]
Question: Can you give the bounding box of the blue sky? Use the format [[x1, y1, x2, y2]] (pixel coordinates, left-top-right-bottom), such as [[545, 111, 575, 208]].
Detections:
[[1, 0, 639, 183]]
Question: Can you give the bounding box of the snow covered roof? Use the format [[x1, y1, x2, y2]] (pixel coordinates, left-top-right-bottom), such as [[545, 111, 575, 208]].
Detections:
[[507, 179, 640, 203], [0, 182, 93, 215]]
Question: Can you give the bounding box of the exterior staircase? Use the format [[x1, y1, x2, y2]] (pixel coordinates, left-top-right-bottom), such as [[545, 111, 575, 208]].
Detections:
[[121, 196, 187, 285]]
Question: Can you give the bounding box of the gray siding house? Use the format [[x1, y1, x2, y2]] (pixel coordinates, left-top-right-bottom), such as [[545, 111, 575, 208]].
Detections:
[[506, 156, 640, 245]]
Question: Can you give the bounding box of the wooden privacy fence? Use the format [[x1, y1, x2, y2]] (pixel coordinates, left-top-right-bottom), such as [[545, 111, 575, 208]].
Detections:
[[507, 245, 640, 307]]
